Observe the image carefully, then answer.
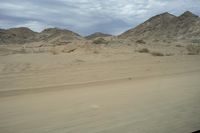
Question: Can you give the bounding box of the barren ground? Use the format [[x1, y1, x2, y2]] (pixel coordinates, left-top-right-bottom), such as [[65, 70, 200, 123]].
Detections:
[[0, 52, 200, 133]]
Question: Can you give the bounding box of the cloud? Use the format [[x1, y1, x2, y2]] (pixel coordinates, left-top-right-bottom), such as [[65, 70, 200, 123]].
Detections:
[[0, 0, 199, 35]]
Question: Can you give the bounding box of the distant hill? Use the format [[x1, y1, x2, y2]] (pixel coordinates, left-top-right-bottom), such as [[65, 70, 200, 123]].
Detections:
[[37, 28, 82, 44], [85, 32, 112, 40], [0, 27, 82, 45], [119, 11, 200, 42], [0, 27, 37, 44], [1, 11, 200, 45]]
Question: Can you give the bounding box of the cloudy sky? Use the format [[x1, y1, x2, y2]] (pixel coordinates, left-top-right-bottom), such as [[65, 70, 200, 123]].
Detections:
[[0, 0, 200, 35]]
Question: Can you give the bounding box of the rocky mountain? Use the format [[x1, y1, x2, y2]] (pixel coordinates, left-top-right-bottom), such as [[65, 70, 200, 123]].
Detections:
[[0, 27, 82, 45], [0, 27, 37, 44], [119, 11, 200, 42], [37, 28, 82, 43], [85, 32, 112, 39], [1, 11, 200, 45]]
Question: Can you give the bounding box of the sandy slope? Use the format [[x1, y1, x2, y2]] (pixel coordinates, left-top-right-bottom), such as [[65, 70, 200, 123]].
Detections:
[[0, 54, 200, 133]]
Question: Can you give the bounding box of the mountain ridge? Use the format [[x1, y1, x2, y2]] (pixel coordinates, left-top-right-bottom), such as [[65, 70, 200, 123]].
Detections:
[[85, 32, 112, 39], [0, 27, 82, 44], [1, 11, 200, 45], [119, 11, 200, 41]]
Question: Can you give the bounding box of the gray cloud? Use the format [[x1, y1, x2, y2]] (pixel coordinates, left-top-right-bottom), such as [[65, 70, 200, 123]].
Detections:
[[0, 0, 200, 35]]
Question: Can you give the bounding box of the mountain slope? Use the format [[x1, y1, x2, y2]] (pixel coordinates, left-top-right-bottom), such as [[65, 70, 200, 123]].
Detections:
[[0, 27, 37, 44], [119, 11, 200, 41], [37, 28, 82, 43], [1, 11, 200, 44], [85, 32, 112, 39], [0, 27, 82, 45]]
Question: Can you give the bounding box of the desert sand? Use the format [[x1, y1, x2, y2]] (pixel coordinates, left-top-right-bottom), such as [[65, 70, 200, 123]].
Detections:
[[0, 51, 200, 133]]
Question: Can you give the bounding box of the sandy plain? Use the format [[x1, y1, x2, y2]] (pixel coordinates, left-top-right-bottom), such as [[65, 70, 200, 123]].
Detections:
[[0, 51, 200, 133]]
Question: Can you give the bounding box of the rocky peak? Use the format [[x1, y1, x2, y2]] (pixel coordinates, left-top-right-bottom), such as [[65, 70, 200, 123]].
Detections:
[[179, 11, 199, 20], [149, 12, 176, 21]]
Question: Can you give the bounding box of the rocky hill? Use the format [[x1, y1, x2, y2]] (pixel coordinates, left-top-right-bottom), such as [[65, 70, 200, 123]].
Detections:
[[0, 27, 37, 44], [37, 28, 82, 44], [85, 32, 112, 40], [0, 27, 82, 45], [1, 11, 200, 45], [119, 11, 200, 42]]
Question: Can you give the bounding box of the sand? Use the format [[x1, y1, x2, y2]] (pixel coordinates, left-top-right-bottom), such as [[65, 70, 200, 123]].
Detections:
[[0, 51, 200, 133]]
